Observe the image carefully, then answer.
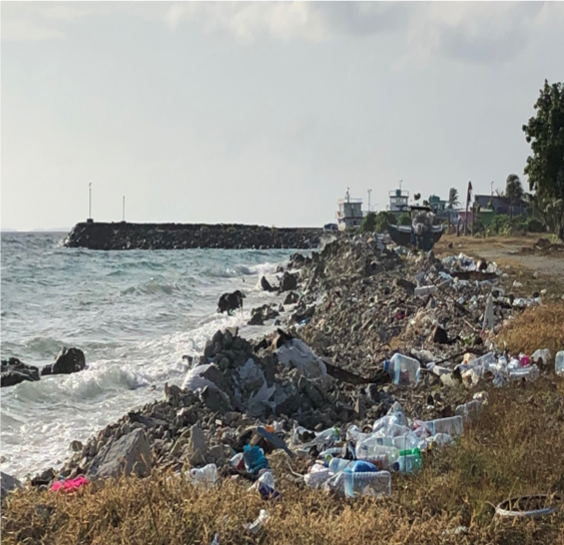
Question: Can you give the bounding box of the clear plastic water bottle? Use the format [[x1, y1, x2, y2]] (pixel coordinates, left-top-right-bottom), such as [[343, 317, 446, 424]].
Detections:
[[190, 464, 218, 488], [532, 348, 551, 366], [328, 457, 351, 473], [397, 448, 422, 473], [509, 364, 539, 382], [355, 438, 399, 469], [384, 354, 420, 386], [346, 425, 372, 444], [425, 416, 463, 437], [343, 461, 391, 498], [555, 351, 564, 377], [455, 399, 483, 422]]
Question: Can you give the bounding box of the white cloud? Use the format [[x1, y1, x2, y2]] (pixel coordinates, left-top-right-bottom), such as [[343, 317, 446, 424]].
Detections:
[[1, 18, 64, 42], [3, 1, 558, 65]]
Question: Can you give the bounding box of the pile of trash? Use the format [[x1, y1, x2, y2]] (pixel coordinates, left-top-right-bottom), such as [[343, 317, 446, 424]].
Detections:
[[15, 234, 563, 514]]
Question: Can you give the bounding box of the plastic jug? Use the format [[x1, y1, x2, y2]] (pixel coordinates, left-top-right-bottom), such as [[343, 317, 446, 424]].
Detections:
[[455, 400, 483, 422], [384, 354, 420, 386], [190, 464, 218, 488], [328, 458, 352, 473], [556, 351, 564, 377], [343, 461, 391, 498]]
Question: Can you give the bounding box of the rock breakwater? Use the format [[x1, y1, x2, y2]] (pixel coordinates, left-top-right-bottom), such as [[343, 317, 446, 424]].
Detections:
[[63, 222, 324, 250]]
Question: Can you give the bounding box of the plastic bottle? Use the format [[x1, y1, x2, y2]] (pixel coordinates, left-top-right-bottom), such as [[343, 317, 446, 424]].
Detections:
[[532, 348, 551, 366], [343, 461, 391, 498], [247, 509, 269, 534], [509, 364, 539, 382], [243, 445, 269, 474], [455, 400, 483, 423], [397, 448, 422, 473], [556, 351, 564, 377], [328, 458, 352, 473], [426, 433, 453, 446], [384, 354, 420, 386], [424, 416, 463, 437], [190, 464, 218, 488], [346, 425, 372, 444], [355, 438, 399, 469]]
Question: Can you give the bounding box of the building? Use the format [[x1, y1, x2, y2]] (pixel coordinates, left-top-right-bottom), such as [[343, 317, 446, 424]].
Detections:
[[387, 188, 410, 215], [336, 189, 363, 230], [474, 194, 529, 217]]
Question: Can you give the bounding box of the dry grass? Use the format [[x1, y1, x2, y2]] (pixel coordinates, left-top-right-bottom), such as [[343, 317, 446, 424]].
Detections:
[[3, 381, 564, 545], [497, 302, 564, 357]]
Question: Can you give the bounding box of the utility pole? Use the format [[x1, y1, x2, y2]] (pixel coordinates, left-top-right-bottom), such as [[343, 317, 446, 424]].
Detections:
[[88, 183, 92, 220], [367, 189, 372, 212], [122, 196, 126, 222], [491, 181, 494, 196]]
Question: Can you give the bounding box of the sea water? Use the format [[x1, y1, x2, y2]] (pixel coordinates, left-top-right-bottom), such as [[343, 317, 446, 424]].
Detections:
[[1, 232, 302, 479]]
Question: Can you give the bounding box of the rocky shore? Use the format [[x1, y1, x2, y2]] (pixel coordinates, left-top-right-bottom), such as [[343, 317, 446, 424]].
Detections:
[[2, 233, 553, 497], [63, 221, 324, 250]]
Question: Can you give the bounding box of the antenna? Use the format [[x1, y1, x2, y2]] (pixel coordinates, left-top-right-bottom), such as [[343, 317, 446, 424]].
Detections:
[[122, 196, 126, 221], [88, 183, 92, 220], [367, 189, 372, 212], [399, 179, 403, 191]]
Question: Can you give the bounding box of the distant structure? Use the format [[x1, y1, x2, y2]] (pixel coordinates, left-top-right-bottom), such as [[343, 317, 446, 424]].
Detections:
[[387, 188, 410, 216], [428, 194, 447, 217], [474, 194, 529, 217], [336, 188, 363, 230]]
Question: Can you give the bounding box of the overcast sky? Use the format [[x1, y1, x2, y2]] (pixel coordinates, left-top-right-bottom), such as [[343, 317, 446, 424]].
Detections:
[[2, 1, 564, 230]]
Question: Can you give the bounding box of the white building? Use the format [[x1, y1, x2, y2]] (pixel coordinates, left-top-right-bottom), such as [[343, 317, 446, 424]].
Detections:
[[336, 189, 363, 230], [388, 188, 410, 215]]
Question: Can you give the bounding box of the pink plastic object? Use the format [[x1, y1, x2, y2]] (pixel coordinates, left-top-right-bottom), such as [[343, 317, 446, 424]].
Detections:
[[519, 355, 531, 367], [50, 476, 89, 493]]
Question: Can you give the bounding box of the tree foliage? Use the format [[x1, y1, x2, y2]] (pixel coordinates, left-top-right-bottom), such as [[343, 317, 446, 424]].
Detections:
[[522, 80, 564, 240], [360, 211, 396, 233], [398, 212, 412, 226], [447, 187, 459, 209]]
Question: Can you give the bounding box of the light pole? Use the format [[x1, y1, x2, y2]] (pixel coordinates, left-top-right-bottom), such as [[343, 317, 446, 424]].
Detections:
[[367, 189, 372, 212], [122, 196, 125, 222], [88, 183, 92, 220]]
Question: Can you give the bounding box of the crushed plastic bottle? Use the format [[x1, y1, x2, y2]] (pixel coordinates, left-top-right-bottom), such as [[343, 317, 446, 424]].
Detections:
[[556, 351, 564, 377], [426, 433, 453, 447], [328, 458, 352, 473], [190, 464, 218, 489], [508, 364, 539, 382], [384, 354, 420, 386], [346, 425, 372, 444], [414, 285, 437, 297], [304, 463, 332, 488]]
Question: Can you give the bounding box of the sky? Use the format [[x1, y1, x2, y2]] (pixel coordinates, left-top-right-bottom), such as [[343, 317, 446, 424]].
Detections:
[[2, 1, 564, 231]]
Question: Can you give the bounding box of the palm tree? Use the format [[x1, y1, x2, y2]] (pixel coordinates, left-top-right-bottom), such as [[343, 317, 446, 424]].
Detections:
[[506, 174, 524, 218], [447, 187, 460, 209]]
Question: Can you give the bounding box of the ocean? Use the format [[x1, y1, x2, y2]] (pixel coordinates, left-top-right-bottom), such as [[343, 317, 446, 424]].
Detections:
[[1, 232, 299, 479]]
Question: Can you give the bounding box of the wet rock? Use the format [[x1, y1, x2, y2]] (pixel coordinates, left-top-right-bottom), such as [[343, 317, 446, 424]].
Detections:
[[279, 272, 298, 292], [260, 276, 277, 292], [248, 304, 280, 326], [283, 291, 299, 305], [70, 440, 83, 452], [31, 468, 57, 487], [89, 429, 152, 479], [1, 472, 22, 498], [1, 357, 40, 387], [217, 290, 245, 315], [41, 348, 86, 376]]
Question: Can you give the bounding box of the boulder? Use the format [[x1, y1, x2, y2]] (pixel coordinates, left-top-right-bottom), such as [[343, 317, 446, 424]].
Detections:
[[260, 276, 276, 292], [279, 272, 298, 292], [1, 357, 40, 387], [247, 304, 280, 326], [41, 347, 86, 376], [187, 425, 208, 466], [217, 290, 245, 315], [1, 471, 22, 498], [88, 429, 152, 479], [283, 291, 299, 305]]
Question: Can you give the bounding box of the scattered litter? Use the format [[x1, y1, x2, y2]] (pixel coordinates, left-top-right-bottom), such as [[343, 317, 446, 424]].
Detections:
[[495, 495, 562, 518]]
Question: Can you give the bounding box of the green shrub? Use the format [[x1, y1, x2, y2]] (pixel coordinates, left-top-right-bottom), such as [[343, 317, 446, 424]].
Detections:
[[398, 213, 412, 226], [525, 217, 545, 233]]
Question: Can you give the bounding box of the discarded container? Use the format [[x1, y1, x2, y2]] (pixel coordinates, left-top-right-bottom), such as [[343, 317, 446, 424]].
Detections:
[[414, 285, 437, 297], [346, 425, 372, 444], [304, 464, 332, 488], [508, 364, 539, 382], [246, 509, 269, 534], [355, 439, 399, 469], [343, 461, 391, 498], [243, 445, 269, 474], [397, 448, 422, 473], [329, 458, 352, 473], [531, 349, 551, 366], [556, 351, 564, 377], [190, 464, 218, 488], [455, 400, 483, 423], [482, 293, 494, 332], [384, 354, 420, 386], [426, 433, 453, 446], [424, 416, 463, 437]]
